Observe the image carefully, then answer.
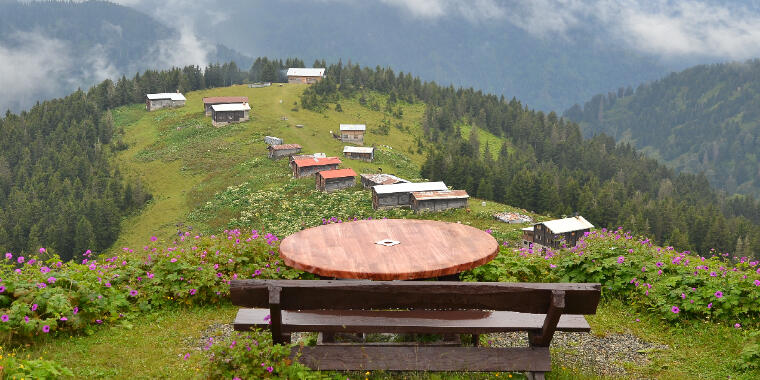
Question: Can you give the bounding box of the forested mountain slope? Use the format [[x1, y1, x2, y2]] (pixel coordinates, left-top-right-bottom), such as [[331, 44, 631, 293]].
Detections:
[[0, 0, 251, 112], [302, 63, 760, 258], [564, 60, 760, 197]]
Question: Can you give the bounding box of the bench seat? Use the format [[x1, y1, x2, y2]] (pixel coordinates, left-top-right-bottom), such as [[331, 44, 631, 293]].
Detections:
[[234, 308, 591, 334]]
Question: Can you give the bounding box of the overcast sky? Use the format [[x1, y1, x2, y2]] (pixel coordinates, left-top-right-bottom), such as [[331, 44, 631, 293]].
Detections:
[[114, 0, 760, 62]]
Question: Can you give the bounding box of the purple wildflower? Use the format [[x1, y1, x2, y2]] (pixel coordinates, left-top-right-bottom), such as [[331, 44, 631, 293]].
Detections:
[[1, 315, 8, 322], [715, 291, 723, 298], [31, 304, 38, 311], [42, 325, 50, 333], [4, 253, 11, 260], [0, 285, 5, 293], [189, 289, 197, 295], [671, 306, 680, 314], [48, 276, 56, 284], [17, 256, 24, 264], [129, 290, 138, 297], [617, 256, 625, 264]]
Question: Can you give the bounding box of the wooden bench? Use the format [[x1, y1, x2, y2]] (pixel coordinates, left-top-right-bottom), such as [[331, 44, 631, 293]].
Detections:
[[230, 280, 601, 379]]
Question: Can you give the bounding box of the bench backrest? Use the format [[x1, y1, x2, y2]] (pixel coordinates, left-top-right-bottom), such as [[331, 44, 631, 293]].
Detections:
[[230, 280, 601, 315]]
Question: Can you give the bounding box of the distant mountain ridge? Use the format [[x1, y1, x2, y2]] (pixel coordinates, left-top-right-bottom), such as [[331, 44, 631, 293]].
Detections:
[[0, 0, 252, 112], [564, 60, 760, 196]]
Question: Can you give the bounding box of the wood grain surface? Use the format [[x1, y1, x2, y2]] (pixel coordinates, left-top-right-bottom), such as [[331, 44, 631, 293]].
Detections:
[[279, 219, 499, 280]]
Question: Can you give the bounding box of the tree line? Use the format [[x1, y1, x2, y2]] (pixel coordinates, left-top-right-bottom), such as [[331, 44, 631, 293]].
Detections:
[[564, 60, 760, 197]]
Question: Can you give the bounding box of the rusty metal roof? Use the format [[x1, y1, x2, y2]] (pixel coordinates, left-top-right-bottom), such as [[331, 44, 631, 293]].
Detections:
[[202, 96, 248, 104], [411, 190, 469, 200], [269, 144, 301, 150], [360, 173, 408, 185], [318, 168, 357, 179], [292, 157, 341, 167]]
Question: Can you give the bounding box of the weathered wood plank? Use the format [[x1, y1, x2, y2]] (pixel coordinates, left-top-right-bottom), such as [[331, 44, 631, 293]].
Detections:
[[292, 346, 552, 371], [229, 280, 601, 314], [233, 308, 591, 333]]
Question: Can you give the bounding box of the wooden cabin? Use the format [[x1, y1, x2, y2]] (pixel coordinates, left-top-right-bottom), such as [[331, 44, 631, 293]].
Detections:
[[339, 124, 365, 145], [211, 103, 251, 126], [286, 68, 325, 84], [343, 146, 374, 162], [202, 96, 248, 116], [522, 227, 535, 247], [145, 93, 186, 111], [268, 144, 302, 160], [410, 190, 469, 212], [291, 157, 341, 178], [532, 216, 594, 249], [264, 136, 284, 146], [371, 181, 447, 209], [316, 168, 357, 192], [360, 173, 408, 188]]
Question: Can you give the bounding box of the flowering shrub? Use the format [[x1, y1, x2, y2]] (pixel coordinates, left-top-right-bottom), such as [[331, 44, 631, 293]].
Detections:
[[0, 346, 73, 379], [202, 329, 313, 379], [0, 230, 301, 340], [466, 227, 760, 325]]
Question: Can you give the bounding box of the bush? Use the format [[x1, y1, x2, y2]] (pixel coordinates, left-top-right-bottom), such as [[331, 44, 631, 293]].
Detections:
[[0, 230, 301, 340], [464, 227, 760, 326], [202, 329, 313, 379], [0, 347, 73, 379]]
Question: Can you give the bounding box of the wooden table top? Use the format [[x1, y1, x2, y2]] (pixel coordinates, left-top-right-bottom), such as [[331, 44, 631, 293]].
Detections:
[[279, 219, 499, 280]]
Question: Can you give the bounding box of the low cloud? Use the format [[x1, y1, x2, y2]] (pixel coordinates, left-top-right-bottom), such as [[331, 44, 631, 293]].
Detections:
[[380, 0, 760, 60], [0, 32, 72, 111]]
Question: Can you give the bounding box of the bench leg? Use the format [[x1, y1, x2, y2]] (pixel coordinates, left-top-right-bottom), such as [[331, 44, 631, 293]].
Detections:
[[473, 334, 480, 347], [319, 332, 335, 343], [525, 372, 546, 380]]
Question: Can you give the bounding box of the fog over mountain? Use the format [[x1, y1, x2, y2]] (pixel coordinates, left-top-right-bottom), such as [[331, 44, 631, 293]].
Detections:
[[115, 0, 760, 111], [3, 0, 760, 112]]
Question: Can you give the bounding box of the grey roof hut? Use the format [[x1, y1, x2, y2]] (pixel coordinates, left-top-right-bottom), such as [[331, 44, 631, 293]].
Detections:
[[371, 181, 447, 209], [532, 216, 594, 249], [343, 146, 374, 162], [268, 144, 302, 159], [339, 124, 366, 144], [145, 93, 186, 111], [410, 190, 469, 212], [211, 103, 251, 127]]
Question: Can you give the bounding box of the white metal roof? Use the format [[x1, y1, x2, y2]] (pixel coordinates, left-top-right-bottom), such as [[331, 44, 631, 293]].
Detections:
[[343, 146, 374, 154], [146, 93, 186, 101], [372, 181, 447, 195], [340, 124, 366, 131], [287, 68, 325, 77], [540, 216, 594, 234], [521, 226, 534, 232], [211, 103, 251, 112]]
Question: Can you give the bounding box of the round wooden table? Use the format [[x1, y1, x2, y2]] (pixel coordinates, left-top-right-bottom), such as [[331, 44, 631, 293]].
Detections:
[[279, 219, 499, 280]]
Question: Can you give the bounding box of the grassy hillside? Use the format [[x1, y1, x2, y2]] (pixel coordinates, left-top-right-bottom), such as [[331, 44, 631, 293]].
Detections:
[[111, 84, 434, 250], [2, 84, 757, 379]]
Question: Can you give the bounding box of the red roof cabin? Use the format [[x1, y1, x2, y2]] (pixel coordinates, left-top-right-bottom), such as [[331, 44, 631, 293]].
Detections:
[[316, 168, 357, 192], [202, 96, 248, 116], [290, 157, 341, 178]]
